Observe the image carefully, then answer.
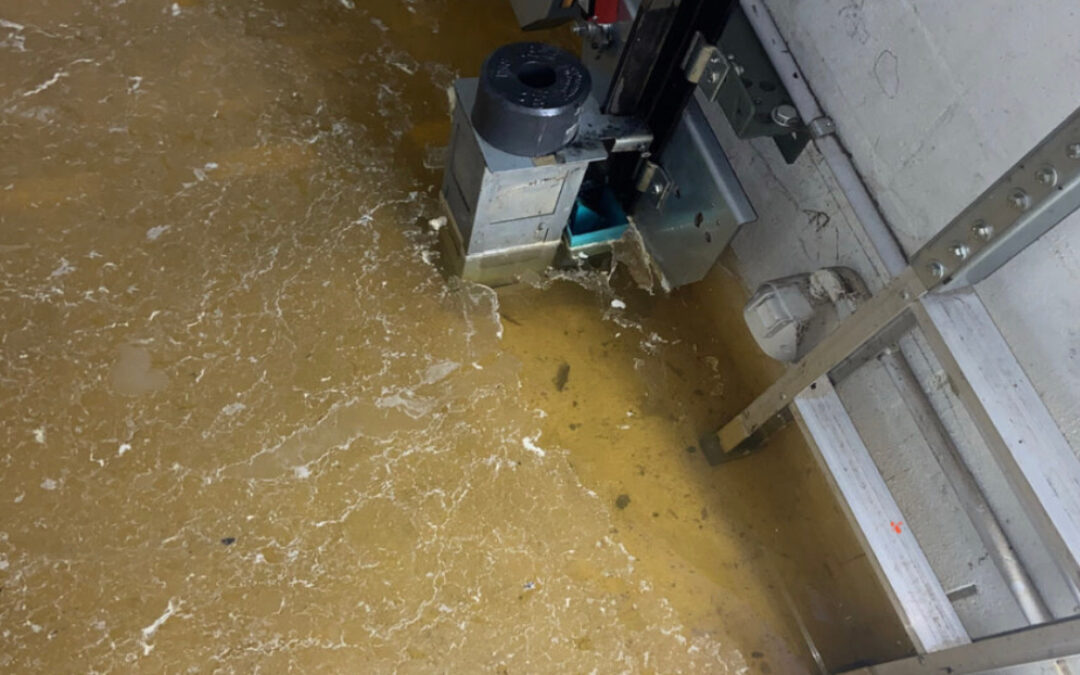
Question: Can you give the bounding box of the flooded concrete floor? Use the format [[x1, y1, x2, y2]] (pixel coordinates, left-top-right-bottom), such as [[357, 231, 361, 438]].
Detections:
[[0, 0, 910, 672]]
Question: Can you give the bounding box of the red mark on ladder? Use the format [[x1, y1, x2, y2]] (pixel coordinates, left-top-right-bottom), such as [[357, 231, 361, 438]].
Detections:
[[890, 521, 904, 534]]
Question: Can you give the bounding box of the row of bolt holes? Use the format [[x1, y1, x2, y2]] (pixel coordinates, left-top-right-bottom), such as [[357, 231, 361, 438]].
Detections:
[[738, 78, 779, 126], [928, 142, 1080, 280]]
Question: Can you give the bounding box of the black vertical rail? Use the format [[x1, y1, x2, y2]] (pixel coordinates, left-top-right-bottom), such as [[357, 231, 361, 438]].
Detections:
[[602, 0, 737, 204]]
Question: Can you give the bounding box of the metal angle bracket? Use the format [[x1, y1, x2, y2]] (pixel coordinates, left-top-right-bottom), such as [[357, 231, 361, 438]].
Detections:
[[710, 4, 812, 163], [807, 116, 836, 139], [634, 158, 675, 208], [681, 31, 731, 102]]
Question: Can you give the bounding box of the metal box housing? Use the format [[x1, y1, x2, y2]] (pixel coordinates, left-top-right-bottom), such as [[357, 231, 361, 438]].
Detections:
[[440, 78, 604, 286]]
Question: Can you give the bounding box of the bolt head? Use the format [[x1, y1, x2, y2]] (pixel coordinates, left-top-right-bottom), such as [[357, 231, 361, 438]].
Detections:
[[708, 71, 721, 84], [1036, 166, 1058, 186], [972, 220, 994, 241], [1008, 189, 1031, 211], [949, 243, 970, 260], [1068, 142, 1080, 159], [771, 104, 799, 128], [928, 261, 946, 279], [650, 182, 664, 196]]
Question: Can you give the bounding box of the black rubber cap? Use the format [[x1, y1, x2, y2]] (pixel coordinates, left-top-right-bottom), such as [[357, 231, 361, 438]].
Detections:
[[471, 42, 591, 157]]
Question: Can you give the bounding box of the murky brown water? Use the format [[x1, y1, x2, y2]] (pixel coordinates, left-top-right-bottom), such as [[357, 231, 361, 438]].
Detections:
[[0, 1, 908, 672]]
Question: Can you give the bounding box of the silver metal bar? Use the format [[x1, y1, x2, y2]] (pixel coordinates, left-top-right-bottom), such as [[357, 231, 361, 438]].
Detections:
[[912, 108, 1080, 290], [915, 290, 1080, 600], [878, 346, 1053, 625], [793, 376, 970, 653], [839, 617, 1080, 675]]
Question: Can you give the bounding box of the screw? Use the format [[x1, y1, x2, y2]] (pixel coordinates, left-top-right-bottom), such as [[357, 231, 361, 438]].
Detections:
[[1008, 189, 1031, 211], [771, 104, 799, 128], [949, 243, 970, 260], [928, 261, 946, 279], [1035, 166, 1058, 186], [1068, 143, 1080, 159], [972, 220, 994, 241]]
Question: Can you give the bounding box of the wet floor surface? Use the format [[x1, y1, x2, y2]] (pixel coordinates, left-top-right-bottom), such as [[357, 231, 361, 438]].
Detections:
[[1, 1, 908, 672]]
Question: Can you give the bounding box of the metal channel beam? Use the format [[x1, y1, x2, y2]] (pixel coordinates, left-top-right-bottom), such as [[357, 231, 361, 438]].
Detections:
[[912, 108, 1080, 290], [793, 376, 970, 654], [839, 616, 1080, 675], [915, 290, 1080, 598]]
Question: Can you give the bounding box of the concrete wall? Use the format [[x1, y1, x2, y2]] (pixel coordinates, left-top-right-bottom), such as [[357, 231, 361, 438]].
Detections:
[[753, 0, 1080, 451], [716, 0, 1080, 646]]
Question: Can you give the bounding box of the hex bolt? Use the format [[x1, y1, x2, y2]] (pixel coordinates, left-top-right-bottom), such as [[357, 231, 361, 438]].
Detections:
[[1008, 189, 1031, 211], [1068, 142, 1080, 159], [950, 243, 970, 260], [771, 104, 799, 128], [1035, 166, 1058, 186], [972, 220, 994, 241], [928, 261, 946, 279]]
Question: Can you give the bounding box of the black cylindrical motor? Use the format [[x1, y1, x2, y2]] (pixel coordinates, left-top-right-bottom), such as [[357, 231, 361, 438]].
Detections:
[[471, 42, 591, 157]]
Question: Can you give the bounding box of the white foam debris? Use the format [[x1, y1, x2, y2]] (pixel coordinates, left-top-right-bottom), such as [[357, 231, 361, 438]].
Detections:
[[0, 559, 8, 571], [294, 465, 311, 479], [339, 0, 355, 8], [145, 225, 170, 241], [422, 360, 459, 384], [427, 215, 446, 232], [49, 259, 74, 278], [610, 298, 626, 309], [522, 433, 545, 458], [127, 75, 142, 94], [0, 19, 26, 52], [40, 478, 57, 491], [221, 402, 246, 417], [117, 443, 132, 456], [23, 70, 68, 98], [32, 427, 46, 444], [170, 3, 181, 17], [387, 51, 419, 75], [140, 597, 180, 655]]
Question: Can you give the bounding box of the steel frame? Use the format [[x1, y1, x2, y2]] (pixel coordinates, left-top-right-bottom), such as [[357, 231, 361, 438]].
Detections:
[[838, 617, 1080, 675], [707, 105, 1080, 671]]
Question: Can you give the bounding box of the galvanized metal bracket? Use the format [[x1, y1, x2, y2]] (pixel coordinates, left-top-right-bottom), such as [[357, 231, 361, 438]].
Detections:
[[634, 159, 674, 208], [693, 5, 811, 164], [807, 116, 836, 139], [681, 31, 731, 102]]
